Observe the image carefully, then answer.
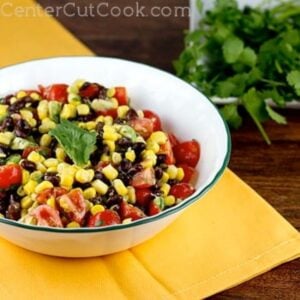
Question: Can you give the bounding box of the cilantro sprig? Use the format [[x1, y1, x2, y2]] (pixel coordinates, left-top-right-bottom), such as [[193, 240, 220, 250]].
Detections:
[[50, 120, 96, 166], [174, 0, 300, 143]]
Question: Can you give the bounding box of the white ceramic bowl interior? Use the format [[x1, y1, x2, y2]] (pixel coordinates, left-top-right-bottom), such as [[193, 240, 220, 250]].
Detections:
[[0, 57, 230, 257]]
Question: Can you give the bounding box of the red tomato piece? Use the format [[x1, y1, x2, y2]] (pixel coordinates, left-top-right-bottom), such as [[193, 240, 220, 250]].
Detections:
[[135, 188, 153, 207], [114, 87, 128, 105], [36, 187, 68, 204], [173, 140, 200, 167], [96, 108, 118, 119], [120, 201, 145, 221], [22, 146, 40, 159], [148, 197, 164, 216], [88, 210, 121, 227], [0, 164, 22, 189], [168, 133, 180, 148], [132, 168, 156, 189], [59, 189, 87, 224], [178, 164, 195, 183], [30, 205, 63, 228], [79, 83, 100, 99], [40, 84, 68, 103], [170, 183, 195, 200], [130, 118, 154, 139], [158, 139, 175, 165], [143, 110, 162, 131]]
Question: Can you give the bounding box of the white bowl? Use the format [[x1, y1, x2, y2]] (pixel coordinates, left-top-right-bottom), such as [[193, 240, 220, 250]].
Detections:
[[0, 57, 230, 257]]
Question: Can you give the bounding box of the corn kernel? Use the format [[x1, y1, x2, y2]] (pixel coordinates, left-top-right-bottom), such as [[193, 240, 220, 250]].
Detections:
[[83, 187, 97, 200], [85, 121, 96, 131], [92, 179, 109, 195], [56, 148, 66, 161], [176, 167, 185, 181], [75, 169, 95, 184], [46, 196, 56, 208], [102, 164, 118, 180], [111, 152, 122, 164], [39, 118, 56, 133], [17, 186, 26, 197], [107, 88, 116, 98], [110, 97, 119, 108], [21, 196, 34, 209], [141, 159, 154, 169], [164, 195, 176, 206], [10, 97, 18, 104], [20, 109, 33, 120], [104, 116, 113, 125], [24, 180, 38, 195], [150, 131, 168, 145], [16, 91, 27, 99], [159, 172, 169, 184], [22, 170, 30, 185], [104, 140, 115, 152], [127, 186, 136, 204], [68, 93, 81, 105], [117, 105, 129, 118], [67, 221, 81, 228], [40, 134, 52, 147], [35, 181, 54, 194], [36, 163, 47, 173], [96, 115, 104, 123], [90, 204, 105, 215], [100, 154, 110, 163], [113, 179, 128, 196], [60, 173, 74, 188], [43, 158, 59, 168], [0, 132, 14, 145], [161, 183, 171, 197], [30, 171, 43, 182], [37, 100, 49, 120], [146, 139, 160, 153], [27, 151, 45, 163], [60, 104, 77, 119], [0, 104, 8, 117], [76, 104, 90, 116], [142, 150, 157, 167], [30, 92, 41, 101], [167, 165, 178, 180], [47, 167, 57, 173]]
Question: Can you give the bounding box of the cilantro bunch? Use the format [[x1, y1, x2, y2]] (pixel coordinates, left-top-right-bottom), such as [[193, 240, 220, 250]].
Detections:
[[174, 0, 300, 144]]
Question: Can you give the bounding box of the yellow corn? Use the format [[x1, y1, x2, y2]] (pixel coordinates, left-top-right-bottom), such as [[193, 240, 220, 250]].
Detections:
[[142, 150, 157, 167], [44, 158, 59, 168], [68, 93, 81, 105], [17, 186, 26, 197], [75, 169, 95, 184], [125, 149, 136, 162], [46, 196, 56, 208], [150, 131, 168, 145], [60, 172, 74, 188], [104, 140, 115, 152], [85, 121, 97, 131], [47, 166, 57, 173], [117, 105, 129, 118], [164, 195, 176, 207], [0, 104, 8, 117], [67, 221, 81, 228], [107, 88, 116, 98], [35, 181, 54, 194], [36, 163, 46, 174], [104, 116, 113, 125], [96, 115, 104, 123], [83, 187, 97, 200], [92, 179, 109, 195], [111, 152, 122, 164], [23, 180, 38, 195], [102, 164, 118, 180], [56, 148, 66, 161], [0, 132, 14, 145], [161, 183, 171, 197], [60, 104, 77, 119], [90, 204, 105, 215], [10, 97, 18, 104], [100, 154, 111, 163], [30, 92, 41, 101], [40, 134, 52, 147], [110, 98, 119, 108], [176, 167, 185, 181], [37, 100, 49, 120], [22, 169, 30, 185], [27, 151, 45, 163], [16, 91, 27, 99], [20, 109, 33, 120], [146, 139, 160, 153], [159, 172, 169, 184], [127, 186, 136, 204], [39, 118, 56, 133], [103, 125, 119, 141], [76, 104, 90, 115], [141, 159, 154, 169], [113, 179, 128, 196], [30, 171, 43, 181], [167, 165, 178, 180], [21, 196, 34, 209]]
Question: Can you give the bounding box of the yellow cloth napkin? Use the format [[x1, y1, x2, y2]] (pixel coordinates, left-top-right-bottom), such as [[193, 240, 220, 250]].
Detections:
[[0, 1, 299, 299]]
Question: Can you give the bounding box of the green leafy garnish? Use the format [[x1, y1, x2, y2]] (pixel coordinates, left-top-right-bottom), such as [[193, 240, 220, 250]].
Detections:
[[50, 119, 96, 166], [174, 0, 300, 143]]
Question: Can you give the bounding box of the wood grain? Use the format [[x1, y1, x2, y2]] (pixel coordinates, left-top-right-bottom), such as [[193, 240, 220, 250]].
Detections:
[[38, 1, 300, 298]]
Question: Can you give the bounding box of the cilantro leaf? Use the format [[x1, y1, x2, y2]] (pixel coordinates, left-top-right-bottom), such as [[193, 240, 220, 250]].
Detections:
[[220, 104, 242, 129], [49, 120, 96, 166], [287, 70, 300, 96], [222, 36, 244, 64], [238, 47, 257, 67], [265, 105, 287, 125]]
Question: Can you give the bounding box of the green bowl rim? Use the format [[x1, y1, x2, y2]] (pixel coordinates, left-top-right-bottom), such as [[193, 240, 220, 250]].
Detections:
[[0, 56, 231, 233]]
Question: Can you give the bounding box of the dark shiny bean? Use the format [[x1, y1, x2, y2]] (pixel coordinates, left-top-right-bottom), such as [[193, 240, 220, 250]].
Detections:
[[154, 167, 163, 180], [44, 172, 60, 186], [21, 159, 36, 172], [15, 119, 31, 138], [0, 116, 14, 131], [117, 171, 130, 186], [126, 109, 138, 120], [2, 95, 13, 105], [120, 159, 132, 172], [77, 114, 95, 122], [90, 196, 105, 205], [94, 171, 110, 185], [117, 137, 132, 149], [168, 179, 179, 186], [157, 154, 166, 165], [9, 100, 26, 113], [132, 142, 146, 155], [105, 195, 123, 208], [6, 201, 21, 220]]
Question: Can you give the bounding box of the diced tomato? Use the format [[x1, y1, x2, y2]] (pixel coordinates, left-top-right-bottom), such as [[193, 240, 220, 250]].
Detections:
[[173, 140, 200, 167], [96, 108, 118, 119], [79, 83, 100, 100], [143, 110, 162, 131], [88, 210, 121, 227], [148, 197, 164, 216], [120, 201, 145, 221], [130, 118, 154, 139], [158, 139, 175, 165], [178, 164, 195, 183], [40, 84, 68, 103], [0, 164, 22, 189], [58, 189, 87, 224], [95, 161, 109, 172], [135, 188, 153, 207], [30, 205, 63, 228], [114, 87, 128, 105], [132, 168, 156, 189], [168, 133, 180, 148], [170, 183, 195, 200], [22, 146, 40, 158], [37, 187, 68, 204]]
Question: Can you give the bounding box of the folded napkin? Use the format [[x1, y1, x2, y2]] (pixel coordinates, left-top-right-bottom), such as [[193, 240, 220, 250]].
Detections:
[[0, 1, 299, 299]]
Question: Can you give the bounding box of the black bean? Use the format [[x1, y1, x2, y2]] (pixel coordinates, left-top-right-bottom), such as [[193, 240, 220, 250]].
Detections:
[[0, 192, 8, 214], [98, 86, 108, 99], [6, 201, 21, 220], [21, 159, 36, 172], [96, 121, 104, 134], [9, 193, 21, 203], [105, 195, 123, 208], [94, 171, 110, 185], [0, 116, 14, 131], [117, 137, 132, 149], [15, 119, 31, 138], [132, 142, 146, 155], [157, 154, 167, 165], [23, 96, 34, 103], [126, 109, 138, 120], [0, 144, 11, 157], [2, 95, 13, 105], [120, 159, 132, 172], [9, 100, 26, 113], [155, 167, 163, 180], [117, 171, 130, 186], [90, 196, 105, 205], [114, 118, 126, 124], [168, 179, 179, 186], [44, 172, 60, 186], [77, 114, 95, 122]]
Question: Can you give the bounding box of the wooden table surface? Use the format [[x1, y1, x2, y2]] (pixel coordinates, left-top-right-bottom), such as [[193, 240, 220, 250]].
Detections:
[[38, 1, 300, 298]]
